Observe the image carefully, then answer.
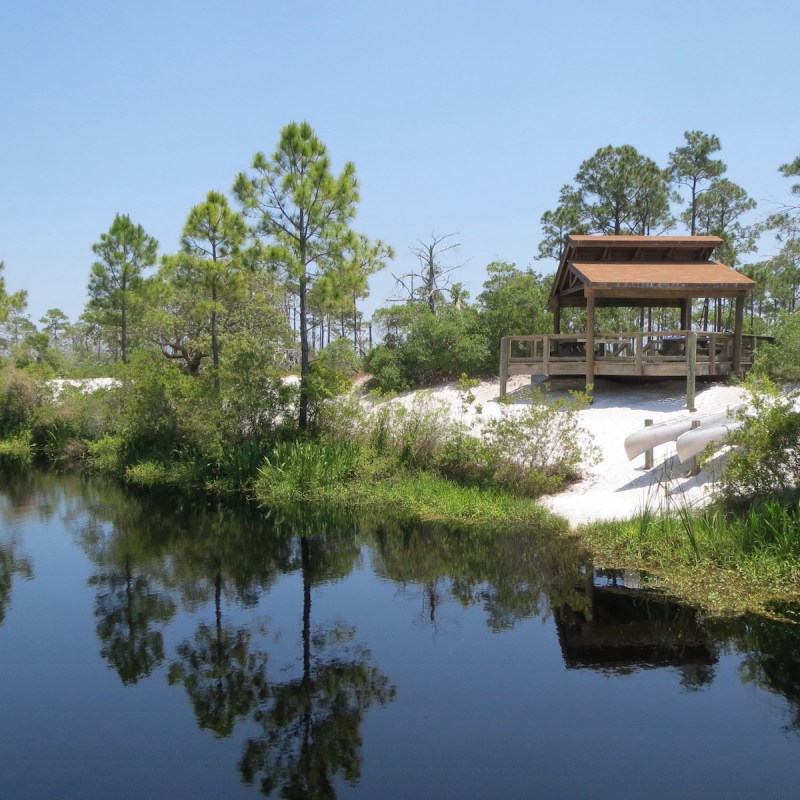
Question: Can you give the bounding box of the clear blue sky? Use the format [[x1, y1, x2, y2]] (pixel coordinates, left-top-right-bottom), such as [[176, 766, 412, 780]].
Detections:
[[2, 0, 797, 326]]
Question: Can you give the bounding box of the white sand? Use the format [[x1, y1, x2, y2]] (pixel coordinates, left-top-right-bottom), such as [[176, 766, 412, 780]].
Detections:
[[381, 375, 751, 528]]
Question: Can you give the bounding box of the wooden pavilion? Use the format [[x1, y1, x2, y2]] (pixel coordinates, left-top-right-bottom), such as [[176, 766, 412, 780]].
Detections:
[[499, 235, 767, 398]]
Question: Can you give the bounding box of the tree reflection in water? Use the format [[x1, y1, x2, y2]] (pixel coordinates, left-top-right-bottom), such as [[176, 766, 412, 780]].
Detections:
[[0, 539, 32, 626], [368, 515, 592, 632], [166, 505, 288, 738], [240, 506, 396, 799], [77, 485, 179, 684]]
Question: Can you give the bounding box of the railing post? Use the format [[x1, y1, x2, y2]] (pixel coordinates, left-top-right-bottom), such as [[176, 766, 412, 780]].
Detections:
[[542, 335, 550, 377], [644, 419, 654, 470], [499, 336, 510, 398], [635, 333, 643, 375], [686, 330, 697, 412]]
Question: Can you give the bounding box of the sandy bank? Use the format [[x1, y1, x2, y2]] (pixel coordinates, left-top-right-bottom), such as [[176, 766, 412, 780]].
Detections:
[[381, 375, 751, 528]]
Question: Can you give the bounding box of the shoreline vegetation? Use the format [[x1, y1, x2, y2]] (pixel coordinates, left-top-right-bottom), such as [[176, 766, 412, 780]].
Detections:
[[0, 363, 799, 619], [1, 128, 798, 620]]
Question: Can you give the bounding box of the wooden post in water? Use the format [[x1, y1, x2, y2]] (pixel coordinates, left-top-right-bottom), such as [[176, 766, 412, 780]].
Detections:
[[686, 330, 697, 412], [644, 419, 654, 470], [499, 336, 510, 398]]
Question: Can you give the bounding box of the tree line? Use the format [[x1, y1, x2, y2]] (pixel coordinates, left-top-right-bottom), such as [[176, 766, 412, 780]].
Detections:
[[0, 127, 798, 397]]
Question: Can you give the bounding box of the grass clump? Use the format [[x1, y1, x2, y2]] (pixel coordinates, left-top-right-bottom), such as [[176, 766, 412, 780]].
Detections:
[[581, 496, 800, 616]]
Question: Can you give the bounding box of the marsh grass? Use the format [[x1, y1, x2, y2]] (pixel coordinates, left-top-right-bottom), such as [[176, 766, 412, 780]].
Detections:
[[582, 495, 800, 615], [366, 472, 567, 527], [255, 439, 362, 502]]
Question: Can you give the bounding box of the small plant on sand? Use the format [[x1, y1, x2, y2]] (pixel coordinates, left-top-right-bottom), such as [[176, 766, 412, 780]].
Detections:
[[483, 388, 598, 496]]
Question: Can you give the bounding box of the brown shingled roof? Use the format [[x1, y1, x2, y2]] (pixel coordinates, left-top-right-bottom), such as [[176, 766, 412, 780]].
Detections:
[[549, 235, 755, 309], [573, 261, 755, 290]]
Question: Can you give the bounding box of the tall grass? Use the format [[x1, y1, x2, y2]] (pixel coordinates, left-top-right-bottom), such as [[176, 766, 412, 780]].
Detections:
[[255, 439, 362, 502]]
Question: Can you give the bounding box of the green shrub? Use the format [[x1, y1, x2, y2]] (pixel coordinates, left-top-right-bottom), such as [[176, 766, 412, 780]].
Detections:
[[365, 306, 491, 391], [718, 379, 800, 503], [0, 367, 37, 435], [30, 403, 82, 465], [315, 337, 361, 374], [367, 393, 461, 468], [0, 431, 33, 465], [753, 310, 800, 381], [363, 345, 412, 393], [87, 435, 126, 474], [483, 389, 597, 497]]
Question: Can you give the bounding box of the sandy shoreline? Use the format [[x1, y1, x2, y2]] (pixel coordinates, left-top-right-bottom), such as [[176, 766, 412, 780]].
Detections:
[[382, 375, 750, 528]]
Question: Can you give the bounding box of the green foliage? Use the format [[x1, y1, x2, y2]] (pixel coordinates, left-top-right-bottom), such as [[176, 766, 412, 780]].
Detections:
[[315, 337, 361, 374], [668, 130, 726, 235], [87, 435, 126, 474], [717, 380, 800, 503], [0, 431, 33, 465], [163, 190, 249, 371], [483, 389, 598, 496], [30, 402, 85, 465], [217, 345, 297, 443], [255, 439, 362, 502], [304, 363, 351, 419], [317, 388, 596, 500], [0, 366, 37, 436], [754, 310, 800, 380], [87, 213, 158, 363], [365, 306, 490, 391], [365, 472, 563, 527], [234, 120, 392, 427], [125, 460, 203, 488], [539, 144, 674, 260], [477, 263, 553, 362], [363, 345, 412, 393]]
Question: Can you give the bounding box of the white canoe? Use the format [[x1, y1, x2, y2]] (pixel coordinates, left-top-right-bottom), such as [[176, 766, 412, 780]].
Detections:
[[624, 410, 733, 461], [676, 419, 743, 463]]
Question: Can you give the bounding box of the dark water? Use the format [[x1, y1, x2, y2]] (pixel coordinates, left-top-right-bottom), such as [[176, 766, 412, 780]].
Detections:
[[2, 472, 800, 800]]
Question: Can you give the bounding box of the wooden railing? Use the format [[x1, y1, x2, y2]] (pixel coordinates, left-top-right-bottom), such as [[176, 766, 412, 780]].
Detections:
[[499, 331, 773, 396]]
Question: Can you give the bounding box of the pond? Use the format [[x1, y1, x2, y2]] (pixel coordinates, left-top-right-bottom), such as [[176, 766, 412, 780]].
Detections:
[[1, 471, 800, 799]]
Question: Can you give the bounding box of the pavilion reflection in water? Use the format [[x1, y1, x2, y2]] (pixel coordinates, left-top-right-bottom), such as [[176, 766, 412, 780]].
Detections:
[[554, 568, 717, 676]]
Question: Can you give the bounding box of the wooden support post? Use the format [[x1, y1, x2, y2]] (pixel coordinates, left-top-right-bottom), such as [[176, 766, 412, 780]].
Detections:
[[553, 302, 561, 335], [499, 336, 510, 398], [686, 330, 697, 412], [585, 295, 595, 396], [733, 295, 744, 374], [644, 419, 654, 470], [680, 299, 690, 331]]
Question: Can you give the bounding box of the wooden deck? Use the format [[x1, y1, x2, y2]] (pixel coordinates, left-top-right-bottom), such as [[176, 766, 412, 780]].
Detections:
[[499, 330, 772, 396]]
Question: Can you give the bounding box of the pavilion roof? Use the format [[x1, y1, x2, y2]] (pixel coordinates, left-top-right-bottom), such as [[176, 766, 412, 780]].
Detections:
[[550, 235, 755, 309]]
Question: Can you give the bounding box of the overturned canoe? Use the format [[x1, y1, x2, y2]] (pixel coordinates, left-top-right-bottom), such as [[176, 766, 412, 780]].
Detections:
[[676, 419, 743, 463], [624, 410, 732, 461]]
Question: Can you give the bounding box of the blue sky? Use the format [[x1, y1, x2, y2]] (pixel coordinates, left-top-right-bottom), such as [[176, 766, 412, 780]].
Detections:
[[1, 0, 797, 326]]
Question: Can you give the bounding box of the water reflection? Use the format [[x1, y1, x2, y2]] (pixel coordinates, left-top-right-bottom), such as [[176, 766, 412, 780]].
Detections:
[[240, 507, 395, 797], [0, 538, 32, 626], [3, 471, 800, 796], [369, 517, 591, 632], [554, 568, 718, 687]]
